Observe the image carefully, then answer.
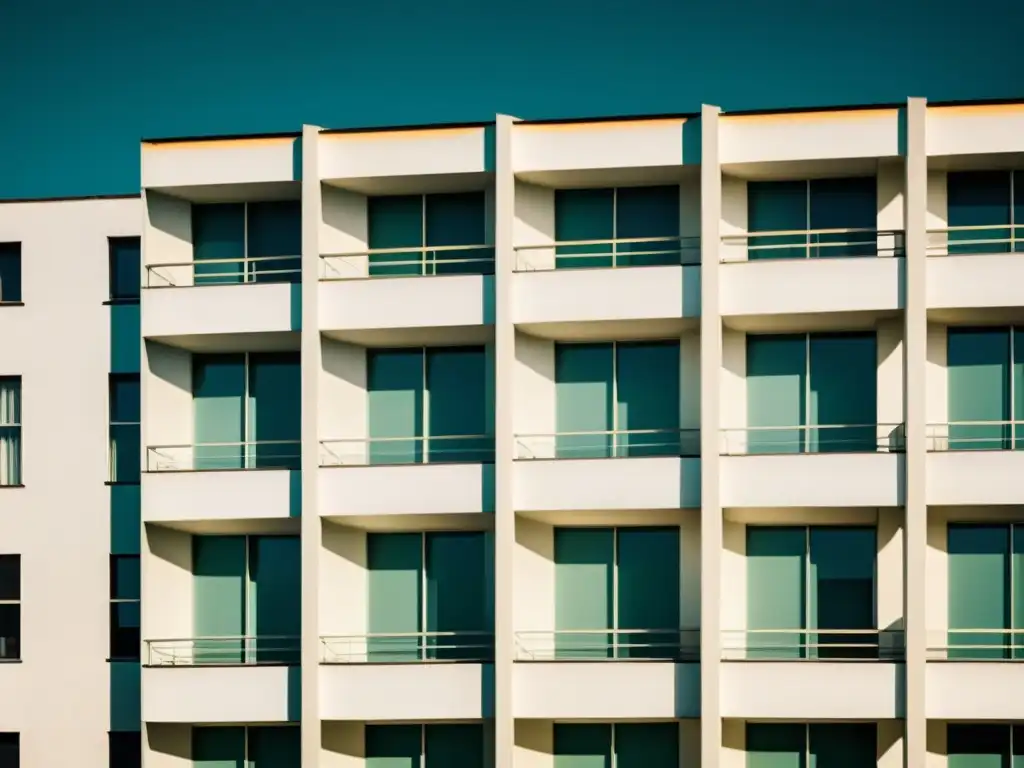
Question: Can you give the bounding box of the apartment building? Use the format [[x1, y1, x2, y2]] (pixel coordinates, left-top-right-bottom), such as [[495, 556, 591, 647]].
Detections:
[[2, 97, 1024, 767]]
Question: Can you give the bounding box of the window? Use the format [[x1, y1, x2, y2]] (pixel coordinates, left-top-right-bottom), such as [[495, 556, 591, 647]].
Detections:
[[108, 237, 140, 300], [193, 727, 299, 766], [109, 731, 140, 768], [0, 377, 19, 485], [947, 170, 1024, 254], [747, 723, 877, 768], [109, 375, 140, 483], [366, 724, 484, 768], [0, 733, 18, 768], [948, 724, 1024, 766], [192, 202, 301, 285], [110, 555, 139, 660], [0, 244, 20, 304], [947, 327, 1024, 450], [0, 555, 20, 661], [553, 723, 678, 768]]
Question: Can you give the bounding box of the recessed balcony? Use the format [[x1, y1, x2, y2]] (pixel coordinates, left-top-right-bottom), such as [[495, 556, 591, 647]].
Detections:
[[927, 421, 1024, 505], [926, 629, 1024, 719], [927, 224, 1024, 320]]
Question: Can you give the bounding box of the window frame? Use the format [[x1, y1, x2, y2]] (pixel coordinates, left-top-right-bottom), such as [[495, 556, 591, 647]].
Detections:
[[108, 374, 141, 484], [109, 554, 140, 661], [0, 243, 22, 305], [108, 237, 141, 302], [108, 730, 141, 768], [0, 732, 18, 768], [0, 555, 20, 662]]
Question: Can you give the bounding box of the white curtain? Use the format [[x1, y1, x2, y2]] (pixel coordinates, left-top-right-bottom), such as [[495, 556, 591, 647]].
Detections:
[[0, 378, 21, 486]]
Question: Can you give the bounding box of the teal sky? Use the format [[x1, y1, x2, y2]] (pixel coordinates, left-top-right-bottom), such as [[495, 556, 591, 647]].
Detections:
[[1, 0, 1022, 200]]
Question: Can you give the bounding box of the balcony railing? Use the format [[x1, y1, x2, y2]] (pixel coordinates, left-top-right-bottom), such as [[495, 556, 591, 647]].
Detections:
[[146, 441, 301, 471], [320, 245, 495, 280], [721, 228, 904, 262], [320, 631, 494, 663], [144, 255, 301, 288], [722, 629, 904, 661], [514, 629, 699, 660], [926, 224, 1024, 256], [719, 423, 905, 456], [145, 636, 300, 666], [319, 435, 494, 466], [927, 421, 1024, 451], [514, 428, 700, 460], [928, 629, 1024, 660], [513, 236, 700, 272]]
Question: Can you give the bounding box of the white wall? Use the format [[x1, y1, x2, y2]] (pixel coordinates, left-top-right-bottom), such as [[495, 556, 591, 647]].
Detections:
[[320, 339, 367, 461], [321, 722, 364, 768], [143, 191, 193, 287], [926, 323, 948, 428], [143, 527, 194, 644], [144, 342, 193, 457], [320, 186, 368, 277], [513, 181, 555, 271], [320, 522, 368, 640]]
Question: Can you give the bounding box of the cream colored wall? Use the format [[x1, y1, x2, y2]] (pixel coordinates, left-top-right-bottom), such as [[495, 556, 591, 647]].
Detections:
[[145, 723, 192, 768], [926, 511, 949, 643], [143, 527, 194, 643], [514, 720, 552, 768], [513, 518, 554, 635], [720, 329, 746, 438], [320, 339, 367, 453], [720, 719, 745, 768], [321, 721, 365, 768], [679, 331, 701, 431], [320, 185, 368, 277], [720, 175, 747, 262], [680, 514, 701, 631], [927, 170, 949, 253], [143, 192, 193, 287], [721, 520, 746, 636], [320, 522, 368, 639], [513, 332, 555, 458], [513, 181, 554, 271], [926, 720, 947, 768], [877, 510, 905, 633], [926, 323, 948, 427], [876, 161, 905, 255], [877, 320, 904, 437], [144, 342, 193, 454]]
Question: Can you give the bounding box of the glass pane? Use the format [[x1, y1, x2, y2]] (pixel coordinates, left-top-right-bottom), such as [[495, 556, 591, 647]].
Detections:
[[369, 195, 423, 276], [368, 533, 423, 661], [425, 192, 492, 275], [425, 724, 483, 768], [555, 343, 613, 459], [192, 726, 246, 768], [0, 604, 20, 660], [1014, 329, 1024, 450], [0, 244, 21, 303], [1014, 526, 1024, 659], [248, 353, 301, 469], [555, 189, 614, 269], [617, 527, 680, 658], [948, 328, 1011, 450], [553, 724, 612, 768], [747, 527, 806, 659], [0, 555, 19, 600], [427, 347, 491, 462], [808, 333, 877, 453], [948, 171, 1012, 255], [948, 524, 1010, 659], [111, 555, 140, 600], [426, 532, 488, 660], [554, 528, 613, 658], [366, 724, 422, 768], [368, 350, 424, 464], [616, 723, 678, 768], [248, 726, 301, 768], [193, 204, 245, 285], [948, 723, 1010, 768], [249, 536, 301, 663], [746, 723, 806, 768], [615, 185, 681, 266], [0, 734, 16, 768], [110, 423, 141, 483], [110, 237, 140, 299], [193, 536, 246, 663], [808, 723, 877, 768], [748, 180, 808, 260], [110, 302, 140, 374], [110, 602, 140, 660], [193, 354, 246, 470], [247, 200, 301, 283], [809, 177, 878, 258], [110, 375, 140, 423], [615, 341, 680, 457], [109, 732, 140, 768], [809, 528, 876, 659], [746, 335, 806, 454]]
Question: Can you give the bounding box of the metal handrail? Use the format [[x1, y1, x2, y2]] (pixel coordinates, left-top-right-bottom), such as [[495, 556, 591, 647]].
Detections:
[[320, 631, 494, 663], [928, 628, 1024, 660], [513, 428, 699, 460], [146, 440, 301, 471], [145, 635, 301, 666], [927, 420, 1024, 451], [513, 235, 700, 272], [514, 628, 700, 660], [320, 243, 494, 280], [719, 423, 905, 455], [722, 628, 904, 661], [144, 254, 301, 288], [721, 227, 903, 261], [319, 434, 494, 466], [926, 223, 1024, 255]]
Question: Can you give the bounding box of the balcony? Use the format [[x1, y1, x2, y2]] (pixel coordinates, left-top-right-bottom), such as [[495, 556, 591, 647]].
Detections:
[[512, 629, 699, 719], [513, 429, 700, 512], [319, 631, 492, 721], [720, 629, 904, 720], [927, 422, 1024, 505], [319, 245, 494, 345], [142, 636, 300, 723], [143, 256, 301, 346], [143, 441, 301, 527], [318, 436, 494, 518], [720, 228, 903, 330], [719, 424, 904, 508], [512, 237, 700, 337], [926, 630, 1024, 719], [927, 225, 1024, 320]]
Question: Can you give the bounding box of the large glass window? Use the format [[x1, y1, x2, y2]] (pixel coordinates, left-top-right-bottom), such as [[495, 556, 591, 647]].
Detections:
[[192, 201, 301, 285], [947, 170, 1024, 254], [193, 725, 300, 767], [948, 724, 1024, 768], [366, 724, 485, 768], [554, 341, 684, 459], [747, 723, 877, 768], [553, 723, 678, 768], [745, 333, 877, 454], [367, 346, 492, 465], [109, 731, 140, 768], [367, 532, 491, 661], [367, 192, 492, 277], [109, 237, 140, 300], [747, 177, 878, 259], [0, 555, 19, 661], [946, 327, 1024, 449], [0, 378, 20, 486], [110, 555, 140, 660], [109, 374, 140, 483], [554, 527, 680, 659], [0, 733, 17, 768], [554, 186, 683, 269], [0, 243, 21, 303], [746, 526, 876, 659]]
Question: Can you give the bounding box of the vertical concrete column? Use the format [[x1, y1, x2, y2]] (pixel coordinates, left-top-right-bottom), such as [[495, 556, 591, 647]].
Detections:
[[699, 104, 723, 768], [902, 97, 928, 768], [300, 124, 323, 768], [493, 114, 518, 768]]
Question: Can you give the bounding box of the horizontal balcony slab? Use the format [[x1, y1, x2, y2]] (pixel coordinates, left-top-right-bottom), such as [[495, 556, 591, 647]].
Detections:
[[143, 283, 300, 343], [928, 451, 1024, 505], [320, 663, 491, 721], [928, 254, 1024, 317], [721, 662, 903, 719], [142, 136, 299, 190], [720, 257, 902, 324], [926, 663, 1024, 719], [319, 462, 494, 517], [143, 469, 300, 527], [514, 457, 700, 512], [512, 119, 688, 173], [721, 453, 903, 508], [319, 127, 490, 181], [513, 662, 698, 719], [927, 104, 1024, 156], [513, 265, 699, 329], [142, 666, 299, 723]]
